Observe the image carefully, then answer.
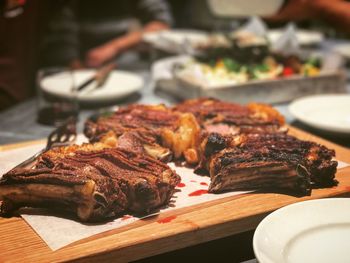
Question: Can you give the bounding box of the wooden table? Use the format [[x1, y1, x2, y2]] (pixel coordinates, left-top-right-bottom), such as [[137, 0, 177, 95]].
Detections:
[[1, 127, 350, 262]]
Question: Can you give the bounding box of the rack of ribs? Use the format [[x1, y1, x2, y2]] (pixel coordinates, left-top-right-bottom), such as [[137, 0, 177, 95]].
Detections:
[[173, 98, 286, 136], [84, 104, 200, 163], [0, 143, 180, 222], [198, 132, 338, 195]]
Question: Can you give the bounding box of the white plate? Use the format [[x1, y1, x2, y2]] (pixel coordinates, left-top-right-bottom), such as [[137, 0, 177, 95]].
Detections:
[[333, 43, 350, 59], [268, 30, 324, 46], [207, 0, 283, 17], [289, 94, 350, 134], [254, 198, 350, 263], [143, 29, 209, 53], [41, 70, 143, 104]]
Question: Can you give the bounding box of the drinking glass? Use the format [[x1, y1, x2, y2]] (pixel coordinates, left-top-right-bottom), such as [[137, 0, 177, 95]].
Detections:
[[36, 68, 79, 126]]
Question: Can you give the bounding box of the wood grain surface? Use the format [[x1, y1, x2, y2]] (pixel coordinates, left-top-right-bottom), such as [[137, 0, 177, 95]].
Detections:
[[0, 126, 349, 263]]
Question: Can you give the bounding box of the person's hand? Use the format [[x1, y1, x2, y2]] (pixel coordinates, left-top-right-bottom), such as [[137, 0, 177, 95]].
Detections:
[[69, 59, 84, 70], [85, 43, 119, 68]]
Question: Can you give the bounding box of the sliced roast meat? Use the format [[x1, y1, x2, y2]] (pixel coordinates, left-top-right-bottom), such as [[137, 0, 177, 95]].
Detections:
[[199, 133, 337, 195]]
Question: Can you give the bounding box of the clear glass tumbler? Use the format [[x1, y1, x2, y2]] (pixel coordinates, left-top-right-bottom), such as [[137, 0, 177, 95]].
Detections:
[[36, 68, 79, 126]]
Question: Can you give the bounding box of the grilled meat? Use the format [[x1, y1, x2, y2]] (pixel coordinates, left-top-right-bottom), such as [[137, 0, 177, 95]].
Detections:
[[0, 144, 180, 222], [199, 133, 337, 195], [116, 130, 173, 162], [84, 104, 200, 163], [0, 98, 340, 223], [174, 98, 286, 136], [85, 104, 179, 141]]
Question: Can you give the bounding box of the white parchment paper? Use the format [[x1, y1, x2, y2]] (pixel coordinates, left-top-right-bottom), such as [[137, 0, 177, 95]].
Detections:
[[0, 136, 348, 250]]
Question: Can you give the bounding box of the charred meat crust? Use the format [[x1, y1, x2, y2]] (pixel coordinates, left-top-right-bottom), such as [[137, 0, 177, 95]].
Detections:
[[84, 105, 177, 162], [0, 98, 340, 223], [84, 104, 200, 163], [0, 148, 180, 222], [174, 98, 286, 136], [202, 133, 337, 195], [84, 104, 180, 143]]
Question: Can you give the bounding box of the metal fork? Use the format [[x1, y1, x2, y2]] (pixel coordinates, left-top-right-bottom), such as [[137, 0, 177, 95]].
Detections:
[[14, 117, 77, 169]]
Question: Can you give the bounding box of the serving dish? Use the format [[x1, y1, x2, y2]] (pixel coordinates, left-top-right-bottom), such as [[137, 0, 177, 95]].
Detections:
[[172, 70, 345, 104], [254, 198, 350, 263], [0, 126, 349, 262], [153, 49, 345, 104]]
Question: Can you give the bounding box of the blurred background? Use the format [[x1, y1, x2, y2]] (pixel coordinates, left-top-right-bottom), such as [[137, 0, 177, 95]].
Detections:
[[1, 0, 350, 110], [1, 0, 350, 138]]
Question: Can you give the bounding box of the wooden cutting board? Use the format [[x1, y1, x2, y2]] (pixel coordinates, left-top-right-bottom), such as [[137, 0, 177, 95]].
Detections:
[[1, 126, 350, 263]]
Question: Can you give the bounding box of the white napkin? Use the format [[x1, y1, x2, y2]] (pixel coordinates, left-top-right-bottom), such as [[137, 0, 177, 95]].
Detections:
[[271, 23, 300, 55], [237, 16, 268, 38]]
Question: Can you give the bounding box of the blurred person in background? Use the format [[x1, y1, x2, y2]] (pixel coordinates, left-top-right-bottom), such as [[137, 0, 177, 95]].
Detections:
[[41, 0, 172, 68], [266, 0, 350, 34], [0, 0, 172, 111], [168, 0, 350, 35]]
